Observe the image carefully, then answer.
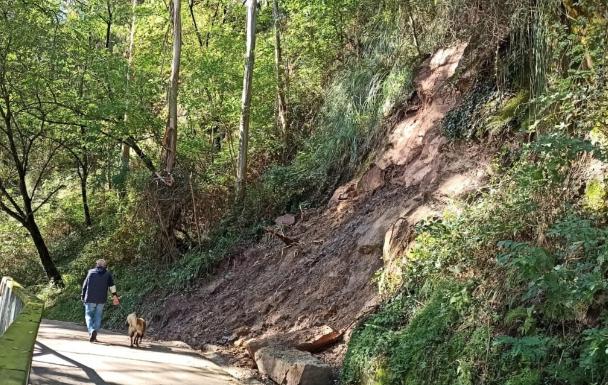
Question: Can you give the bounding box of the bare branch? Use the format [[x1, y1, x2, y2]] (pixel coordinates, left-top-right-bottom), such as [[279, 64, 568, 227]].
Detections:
[[46, 134, 83, 166], [18, 100, 121, 125], [30, 143, 61, 201], [0, 178, 26, 219], [32, 184, 65, 214], [0, 197, 25, 224], [264, 227, 299, 246]]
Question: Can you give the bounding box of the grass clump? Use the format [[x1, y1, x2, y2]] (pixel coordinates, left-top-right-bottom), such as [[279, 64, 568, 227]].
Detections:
[[343, 283, 492, 385]]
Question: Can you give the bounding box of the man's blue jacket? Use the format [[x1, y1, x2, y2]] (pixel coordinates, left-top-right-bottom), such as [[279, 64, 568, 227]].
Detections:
[[81, 267, 115, 304]]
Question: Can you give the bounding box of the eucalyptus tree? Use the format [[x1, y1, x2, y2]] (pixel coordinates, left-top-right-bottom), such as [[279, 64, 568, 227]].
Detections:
[[235, 0, 258, 202], [272, 0, 289, 160], [117, 0, 142, 194], [161, 0, 182, 183]]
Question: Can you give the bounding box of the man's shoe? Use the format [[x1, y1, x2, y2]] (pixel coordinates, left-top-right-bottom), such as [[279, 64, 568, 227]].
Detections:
[[90, 330, 97, 342]]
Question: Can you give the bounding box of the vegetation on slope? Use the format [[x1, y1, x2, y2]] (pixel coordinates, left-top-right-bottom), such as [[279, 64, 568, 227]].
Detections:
[[2, 1, 608, 384], [343, 1, 608, 384]]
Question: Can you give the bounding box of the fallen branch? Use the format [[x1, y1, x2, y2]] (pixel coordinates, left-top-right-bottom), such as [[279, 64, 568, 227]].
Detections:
[[264, 227, 299, 246]]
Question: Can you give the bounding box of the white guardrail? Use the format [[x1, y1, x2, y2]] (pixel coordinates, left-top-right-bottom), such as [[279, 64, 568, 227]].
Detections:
[[0, 277, 25, 336]]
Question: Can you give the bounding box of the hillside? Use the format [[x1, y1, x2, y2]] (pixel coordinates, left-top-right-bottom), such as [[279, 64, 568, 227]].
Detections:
[[156, 43, 489, 355], [2, 1, 608, 385]]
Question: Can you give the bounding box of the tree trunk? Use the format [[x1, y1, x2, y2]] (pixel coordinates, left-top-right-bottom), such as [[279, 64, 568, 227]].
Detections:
[[205, 2, 220, 48], [125, 136, 157, 173], [235, 0, 257, 202], [80, 167, 92, 227], [25, 217, 63, 286], [0, 54, 63, 287], [188, 0, 204, 48], [272, 0, 289, 161], [105, 0, 113, 52], [119, 0, 139, 192], [162, 0, 182, 180]]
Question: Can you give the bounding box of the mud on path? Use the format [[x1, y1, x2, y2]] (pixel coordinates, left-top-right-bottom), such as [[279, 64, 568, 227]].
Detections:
[[155, 43, 494, 368]]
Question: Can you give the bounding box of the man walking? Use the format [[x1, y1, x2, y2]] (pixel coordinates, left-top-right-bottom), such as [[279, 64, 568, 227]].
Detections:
[[81, 259, 120, 342]]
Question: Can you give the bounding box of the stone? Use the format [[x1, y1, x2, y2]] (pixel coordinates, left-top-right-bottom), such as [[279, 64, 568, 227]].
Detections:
[[294, 325, 342, 353], [356, 207, 401, 254], [234, 338, 246, 348], [243, 325, 341, 357], [219, 334, 237, 345], [275, 214, 297, 226], [383, 218, 410, 261], [328, 182, 357, 206], [254, 346, 333, 385], [244, 338, 267, 357], [357, 164, 385, 193]]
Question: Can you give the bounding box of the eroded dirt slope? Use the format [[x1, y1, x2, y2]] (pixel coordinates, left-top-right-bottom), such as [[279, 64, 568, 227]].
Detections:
[[156, 43, 492, 367]]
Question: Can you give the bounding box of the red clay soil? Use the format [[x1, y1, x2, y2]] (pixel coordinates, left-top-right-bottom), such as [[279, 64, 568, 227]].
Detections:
[[155, 43, 494, 368]]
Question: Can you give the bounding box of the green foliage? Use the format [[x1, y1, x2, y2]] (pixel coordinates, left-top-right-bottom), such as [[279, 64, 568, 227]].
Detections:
[[343, 283, 493, 385], [345, 144, 608, 384], [1, 2, 608, 385], [344, 2, 608, 383], [503, 369, 540, 385], [261, 9, 418, 211], [442, 84, 529, 140], [584, 179, 607, 211], [494, 336, 552, 364]]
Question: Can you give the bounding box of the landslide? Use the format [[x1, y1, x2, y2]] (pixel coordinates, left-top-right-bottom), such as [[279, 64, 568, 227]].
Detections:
[[156, 43, 494, 367]]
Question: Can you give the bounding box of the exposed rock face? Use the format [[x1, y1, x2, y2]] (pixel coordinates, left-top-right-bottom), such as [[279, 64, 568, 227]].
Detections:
[[383, 217, 410, 261], [327, 182, 357, 207], [254, 346, 333, 385]]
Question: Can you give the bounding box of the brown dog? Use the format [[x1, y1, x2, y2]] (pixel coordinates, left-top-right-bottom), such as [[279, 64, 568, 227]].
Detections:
[[126, 313, 146, 348]]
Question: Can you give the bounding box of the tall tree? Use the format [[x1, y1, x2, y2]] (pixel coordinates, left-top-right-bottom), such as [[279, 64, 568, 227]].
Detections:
[[0, 1, 66, 285], [75, 64, 93, 227], [161, 0, 182, 183], [104, 0, 114, 52], [118, 0, 140, 191], [272, 0, 289, 161], [235, 0, 257, 201], [0, 113, 64, 286]]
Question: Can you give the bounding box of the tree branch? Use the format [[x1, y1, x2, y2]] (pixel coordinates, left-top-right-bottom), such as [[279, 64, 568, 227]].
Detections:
[[32, 184, 65, 214], [0, 178, 26, 219], [30, 143, 61, 201], [0, 197, 25, 224], [264, 227, 299, 246], [124, 135, 157, 173]]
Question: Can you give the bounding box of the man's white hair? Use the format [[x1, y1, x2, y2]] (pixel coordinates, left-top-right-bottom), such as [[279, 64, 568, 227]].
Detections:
[[96, 259, 107, 268]]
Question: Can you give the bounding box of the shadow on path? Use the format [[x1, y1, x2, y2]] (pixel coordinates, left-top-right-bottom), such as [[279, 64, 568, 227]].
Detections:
[[32, 342, 109, 385], [30, 319, 249, 385]]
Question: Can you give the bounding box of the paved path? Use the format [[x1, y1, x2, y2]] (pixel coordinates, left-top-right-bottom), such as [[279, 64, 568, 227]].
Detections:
[[30, 319, 246, 385]]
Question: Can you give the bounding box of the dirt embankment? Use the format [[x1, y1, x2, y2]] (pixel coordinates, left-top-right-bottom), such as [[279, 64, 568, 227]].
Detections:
[[155, 43, 492, 369]]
